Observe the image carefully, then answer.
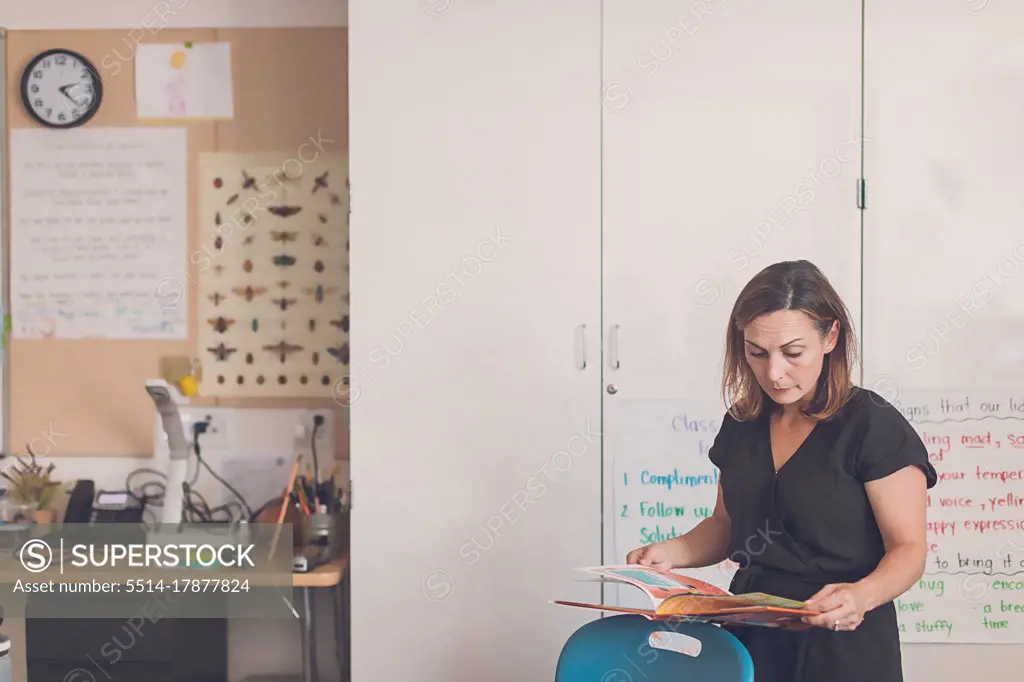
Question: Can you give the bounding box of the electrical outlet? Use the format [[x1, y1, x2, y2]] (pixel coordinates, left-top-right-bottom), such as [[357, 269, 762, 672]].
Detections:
[[195, 410, 229, 450]]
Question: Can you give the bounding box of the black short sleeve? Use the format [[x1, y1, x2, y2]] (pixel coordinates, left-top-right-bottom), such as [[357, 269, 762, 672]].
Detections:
[[707, 411, 736, 471], [856, 402, 938, 489]]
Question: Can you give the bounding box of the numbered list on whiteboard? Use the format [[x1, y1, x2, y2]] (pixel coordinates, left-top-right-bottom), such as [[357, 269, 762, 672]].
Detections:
[[609, 399, 736, 601]]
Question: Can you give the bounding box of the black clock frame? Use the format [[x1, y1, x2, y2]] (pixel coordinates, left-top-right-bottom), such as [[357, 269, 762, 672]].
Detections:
[[20, 48, 104, 129]]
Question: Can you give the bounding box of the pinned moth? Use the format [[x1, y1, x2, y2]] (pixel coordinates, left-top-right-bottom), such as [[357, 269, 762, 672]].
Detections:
[[208, 316, 235, 334], [304, 285, 339, 303], [207, 343, 238, 362], [263, 341, 305, 363], [313, 171, 329, 193], [233, 285, 267, 302]]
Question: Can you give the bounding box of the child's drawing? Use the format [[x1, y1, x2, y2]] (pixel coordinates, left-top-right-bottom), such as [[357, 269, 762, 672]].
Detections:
[[135, 43, 234, 120]]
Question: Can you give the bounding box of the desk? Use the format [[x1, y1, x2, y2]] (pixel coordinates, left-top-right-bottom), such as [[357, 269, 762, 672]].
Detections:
[[293, 556, 349, 682]]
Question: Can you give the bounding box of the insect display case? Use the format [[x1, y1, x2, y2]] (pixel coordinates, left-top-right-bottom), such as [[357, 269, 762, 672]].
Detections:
[[196, 152, 350, 397]]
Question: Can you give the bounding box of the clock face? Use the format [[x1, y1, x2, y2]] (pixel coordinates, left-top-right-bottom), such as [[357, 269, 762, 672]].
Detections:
[[21, 49, 103, 128]]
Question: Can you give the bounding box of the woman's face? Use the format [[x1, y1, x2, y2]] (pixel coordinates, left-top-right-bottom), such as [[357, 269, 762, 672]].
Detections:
[[742, 310, 838, 408]]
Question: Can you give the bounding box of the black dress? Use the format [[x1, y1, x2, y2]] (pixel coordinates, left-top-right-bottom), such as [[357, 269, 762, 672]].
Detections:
[[708, 386, 938, 682]]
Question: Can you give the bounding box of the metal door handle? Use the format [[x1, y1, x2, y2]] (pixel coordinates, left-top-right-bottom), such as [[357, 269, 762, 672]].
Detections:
[[576, 324, 587, 370], [609, 324, 620, 370]]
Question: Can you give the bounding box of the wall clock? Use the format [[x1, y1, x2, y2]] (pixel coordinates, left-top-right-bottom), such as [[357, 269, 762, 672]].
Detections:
[[20, 48, 103, 128]]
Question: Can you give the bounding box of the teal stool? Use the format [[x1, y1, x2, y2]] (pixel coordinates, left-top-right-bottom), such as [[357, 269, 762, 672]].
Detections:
[[556, 615, 753, 682]]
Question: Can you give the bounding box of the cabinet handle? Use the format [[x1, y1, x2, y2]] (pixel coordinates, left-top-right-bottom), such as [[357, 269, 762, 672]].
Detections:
[[576, 324, 587, 370], [610, 324, 620, 370]]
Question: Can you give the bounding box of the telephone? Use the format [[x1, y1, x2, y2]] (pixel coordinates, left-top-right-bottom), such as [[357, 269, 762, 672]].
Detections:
[[64, 480, 146, 524]]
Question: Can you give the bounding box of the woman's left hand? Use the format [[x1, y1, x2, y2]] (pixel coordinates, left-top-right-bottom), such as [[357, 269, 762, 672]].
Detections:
[[801, 583, 870, 631]]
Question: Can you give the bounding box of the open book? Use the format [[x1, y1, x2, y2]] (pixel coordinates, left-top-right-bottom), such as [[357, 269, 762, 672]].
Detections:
[[553, 565, 817, 628]]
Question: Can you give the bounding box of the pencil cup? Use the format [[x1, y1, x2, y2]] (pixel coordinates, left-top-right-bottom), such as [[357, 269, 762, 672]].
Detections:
[[303, 510, 349, 559]]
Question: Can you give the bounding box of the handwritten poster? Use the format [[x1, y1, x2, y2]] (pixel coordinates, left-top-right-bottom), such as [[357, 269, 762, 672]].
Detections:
[[891, 388, 1024, 643], [606, 398, 735, 610], [10, 127, 188, 339], [135, 43, 234, 120]]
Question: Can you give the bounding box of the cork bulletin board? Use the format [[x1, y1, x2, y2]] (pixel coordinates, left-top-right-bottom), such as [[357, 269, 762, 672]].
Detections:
[[6, 27, 349, 456]]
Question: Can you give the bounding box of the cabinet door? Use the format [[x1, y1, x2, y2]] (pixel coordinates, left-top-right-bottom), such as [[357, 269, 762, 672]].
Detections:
[[863, 0, 1024, 392], [349, 2, 602, 680], [601, 0, 863, 602]]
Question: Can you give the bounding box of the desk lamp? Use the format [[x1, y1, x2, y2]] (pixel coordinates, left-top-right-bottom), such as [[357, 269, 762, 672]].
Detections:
[[144, 379, 191, 524]]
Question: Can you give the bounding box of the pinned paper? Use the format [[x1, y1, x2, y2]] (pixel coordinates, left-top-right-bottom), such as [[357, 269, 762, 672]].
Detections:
[[135, 42, 234, 120], [9, 127, 188, 340]]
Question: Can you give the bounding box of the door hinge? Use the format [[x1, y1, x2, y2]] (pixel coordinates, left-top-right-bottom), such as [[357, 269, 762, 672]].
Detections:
[[857, 178, 867, 210]]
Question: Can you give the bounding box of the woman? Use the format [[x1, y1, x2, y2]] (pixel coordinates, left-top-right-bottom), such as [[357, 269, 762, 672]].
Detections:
[[626, 260, 937, 682]]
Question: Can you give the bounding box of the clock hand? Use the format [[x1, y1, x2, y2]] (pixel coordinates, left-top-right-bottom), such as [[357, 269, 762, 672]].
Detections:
[[58, 84, 86, 107]]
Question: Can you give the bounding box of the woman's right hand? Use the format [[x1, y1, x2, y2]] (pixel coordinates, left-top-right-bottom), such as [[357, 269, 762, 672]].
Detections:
[[625, 541, 678, 571]]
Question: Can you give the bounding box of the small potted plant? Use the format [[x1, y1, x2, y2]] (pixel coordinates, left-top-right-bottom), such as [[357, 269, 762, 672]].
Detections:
[[1, 445, 62, 524]]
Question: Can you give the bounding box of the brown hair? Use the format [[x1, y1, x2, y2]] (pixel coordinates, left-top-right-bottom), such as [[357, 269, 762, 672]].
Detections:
[[721, 260, 858, 421]]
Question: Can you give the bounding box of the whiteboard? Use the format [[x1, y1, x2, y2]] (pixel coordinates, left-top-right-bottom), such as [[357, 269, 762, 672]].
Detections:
[[606, 398, 734, 609]]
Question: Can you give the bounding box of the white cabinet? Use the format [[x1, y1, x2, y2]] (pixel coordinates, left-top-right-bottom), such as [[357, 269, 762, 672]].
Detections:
[[352, 2, 1024, 679], [349, 2, 603, 681], [601, 0, 864, 604], [351, 0, 863, 679]]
